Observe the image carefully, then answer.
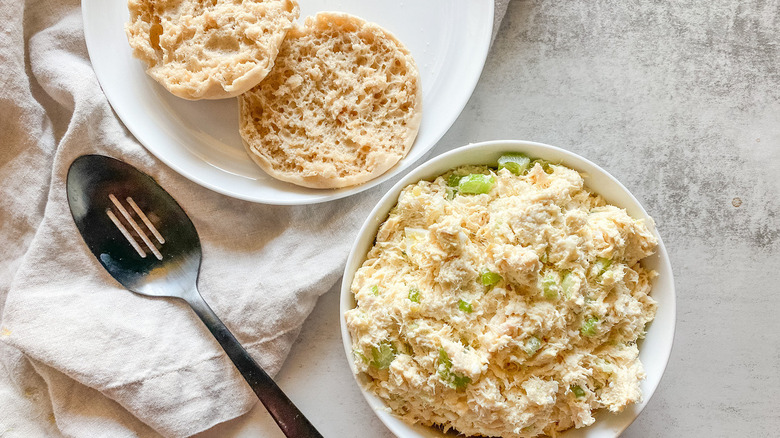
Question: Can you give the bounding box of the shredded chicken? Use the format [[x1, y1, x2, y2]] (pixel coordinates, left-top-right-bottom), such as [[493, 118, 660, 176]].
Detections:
[[345, 161, 658, 437]]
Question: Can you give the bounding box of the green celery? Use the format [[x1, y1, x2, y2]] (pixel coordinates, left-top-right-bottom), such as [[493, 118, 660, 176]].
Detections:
[[531, 159, 555, 174], [541, 271, 560, 300], [571, 385, 586, 398], [437, 349, 471, 390], [523, 336, 542, 355], [447, 173, 463, 187], [458, 174, 495, 195], [498, 153, 531, 175], [369, 341, 397, 369], [480, 269, 502, 287], [408, 286, 421, 303], [561, 271, 576, 298], [581, 317, 599, 337], [595, 258, 612, 276]]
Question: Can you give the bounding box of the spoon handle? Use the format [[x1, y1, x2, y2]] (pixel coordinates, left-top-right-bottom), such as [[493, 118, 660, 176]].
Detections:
[[183, 288, 323, 438]]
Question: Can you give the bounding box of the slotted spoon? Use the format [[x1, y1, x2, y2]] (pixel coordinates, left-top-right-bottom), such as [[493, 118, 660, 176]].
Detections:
[[66, 154, 322, 438]]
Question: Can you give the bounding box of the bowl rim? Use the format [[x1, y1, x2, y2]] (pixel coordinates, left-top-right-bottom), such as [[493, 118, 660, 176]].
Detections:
[[340, 139, 676, 438]]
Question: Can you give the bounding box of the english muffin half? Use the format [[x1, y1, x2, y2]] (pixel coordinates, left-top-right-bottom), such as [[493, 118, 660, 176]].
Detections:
[[126, 0, 299, 100], [238, 12, 423, 189]]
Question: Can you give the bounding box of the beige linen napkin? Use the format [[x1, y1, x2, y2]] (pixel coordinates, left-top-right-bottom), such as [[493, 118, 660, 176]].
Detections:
[[0, 0, 509, 437]]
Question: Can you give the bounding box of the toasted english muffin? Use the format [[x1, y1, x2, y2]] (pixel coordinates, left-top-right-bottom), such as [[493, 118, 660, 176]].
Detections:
[[238, 12, 423, 189], [125, 0, 299, 100]]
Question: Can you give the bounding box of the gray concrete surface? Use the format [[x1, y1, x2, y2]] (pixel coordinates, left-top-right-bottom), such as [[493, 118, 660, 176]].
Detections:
[[460, 2, 780, 436], [201, 1, 780, 436]]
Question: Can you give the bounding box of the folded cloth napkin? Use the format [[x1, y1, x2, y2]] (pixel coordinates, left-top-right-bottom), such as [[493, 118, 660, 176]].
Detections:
[[0, 0, 509, 437]]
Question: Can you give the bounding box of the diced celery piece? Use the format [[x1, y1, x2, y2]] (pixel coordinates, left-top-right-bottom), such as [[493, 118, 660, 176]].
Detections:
[[450, 374, 472, 390], [480, 269, 502, 287], [571, 385, 586, 398], [438, 348, 452, 368], [498, 153, 531, 175], [353, 349, 368, 364], [531, 159, 555, 174], [369, 341, 397, 369], [438, 367, 452, 385], [458, 299, 473, 313], [541, 271, 560, 300], [457, 174, 495, 195], [595, 258, 612, 276], [581, 317, 599, 337], [445, 187, 457, 200], [408, 286, 421, 303], [447, 173, 463, 187], [437, 349, 472, 390], [523, 336, 542, 355], [561, 271, 576, 298], [370, 285, 380, 296]]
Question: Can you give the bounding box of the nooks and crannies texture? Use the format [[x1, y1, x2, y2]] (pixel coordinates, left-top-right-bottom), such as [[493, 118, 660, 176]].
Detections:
[[125, 0, 299, 100], [238, 12, 423, 189]]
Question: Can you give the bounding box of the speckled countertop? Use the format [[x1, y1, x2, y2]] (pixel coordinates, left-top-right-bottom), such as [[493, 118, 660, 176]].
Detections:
[[200, 1, 780, 436]]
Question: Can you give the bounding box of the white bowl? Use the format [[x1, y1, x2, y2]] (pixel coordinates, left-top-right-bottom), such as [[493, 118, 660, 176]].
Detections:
[[340, 140, 676, 438]]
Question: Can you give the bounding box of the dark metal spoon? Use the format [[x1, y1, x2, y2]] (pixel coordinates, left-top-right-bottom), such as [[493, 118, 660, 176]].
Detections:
[[66, 154, 322, 438]]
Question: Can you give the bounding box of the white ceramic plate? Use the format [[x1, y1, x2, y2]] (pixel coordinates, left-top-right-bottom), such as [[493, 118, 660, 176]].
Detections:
[[341, 140, 676, 437], [81, 0, 494, 205]]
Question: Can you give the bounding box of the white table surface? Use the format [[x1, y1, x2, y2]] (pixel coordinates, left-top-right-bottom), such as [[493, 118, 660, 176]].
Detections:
[[199, 1, 780, 436]]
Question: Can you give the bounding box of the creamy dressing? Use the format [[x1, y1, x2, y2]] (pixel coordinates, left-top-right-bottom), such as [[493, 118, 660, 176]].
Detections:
[[346, 161, 657, 437]]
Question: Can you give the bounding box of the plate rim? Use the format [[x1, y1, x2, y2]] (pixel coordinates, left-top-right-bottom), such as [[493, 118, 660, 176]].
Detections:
[[81, 0, 495, 205]]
